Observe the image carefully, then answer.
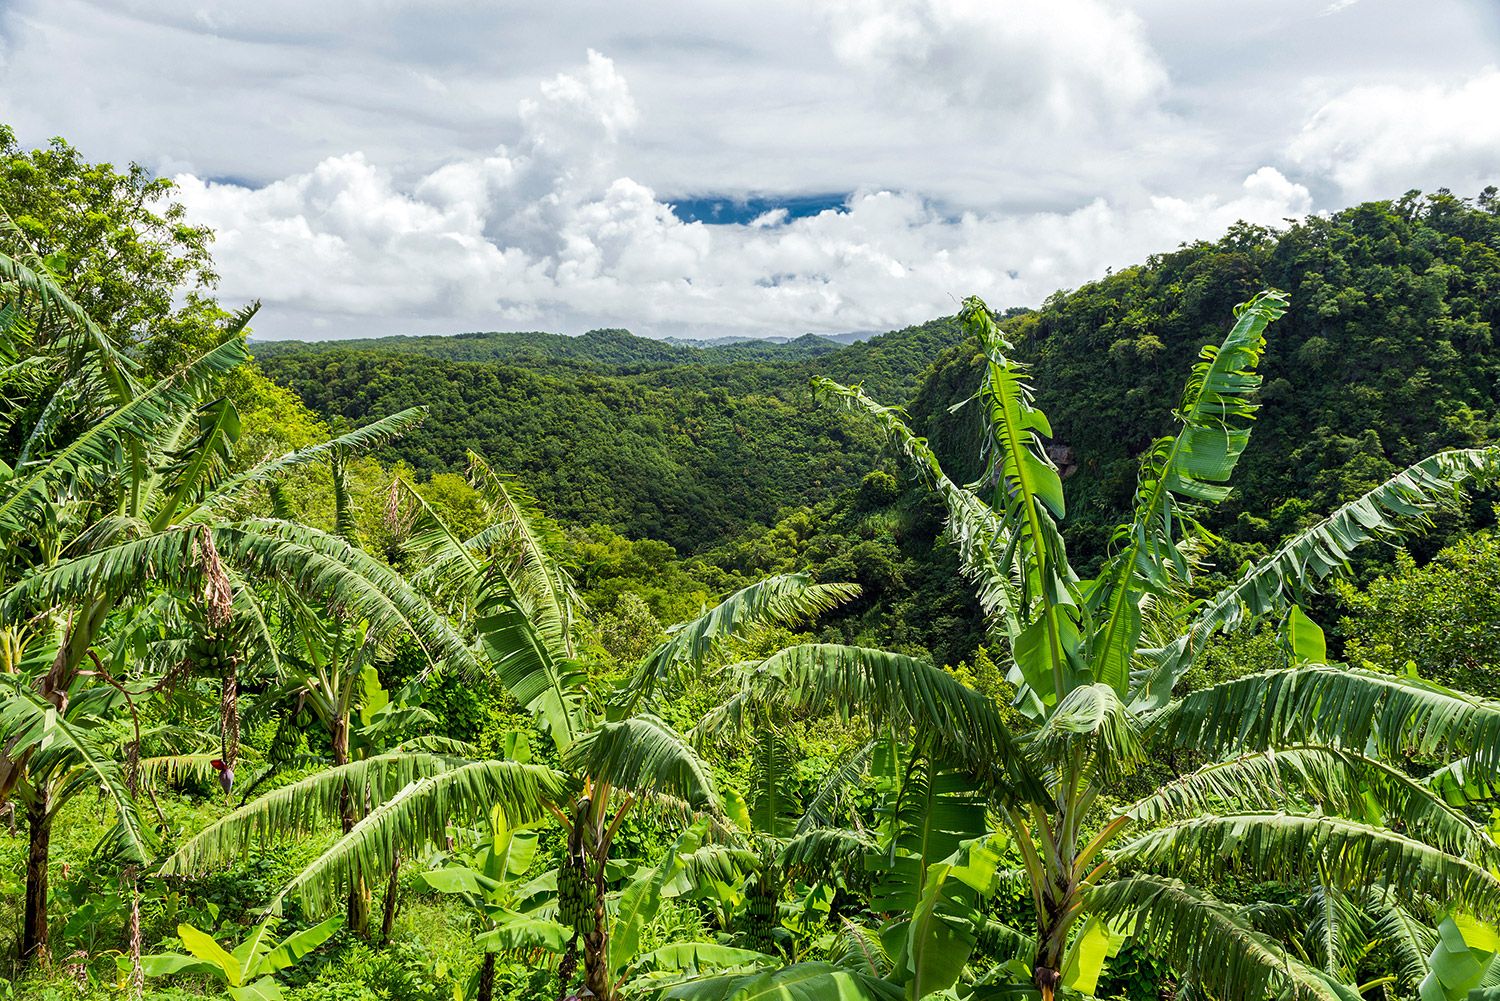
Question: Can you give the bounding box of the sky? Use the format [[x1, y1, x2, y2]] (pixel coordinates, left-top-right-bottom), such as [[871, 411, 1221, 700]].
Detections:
[[1, 0, 1497, 341]]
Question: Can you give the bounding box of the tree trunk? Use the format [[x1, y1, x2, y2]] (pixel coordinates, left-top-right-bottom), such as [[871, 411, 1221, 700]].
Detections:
[[22, 797, 51, 969], [380, 853, 401, 943], [476, 951, 496, 1001], [331, 715, 370, 937], [581, 845, 612, 1001], [127, 867, 143, 997], [1032, 882, 1074, 1001]]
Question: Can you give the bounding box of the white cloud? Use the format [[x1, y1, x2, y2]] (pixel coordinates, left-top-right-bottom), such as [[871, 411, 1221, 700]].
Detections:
[[2, 0, 1494, 340], [176, 53, 1312, 340], [822, 0, 1168, 127], [1289, 69, 1500, 200]]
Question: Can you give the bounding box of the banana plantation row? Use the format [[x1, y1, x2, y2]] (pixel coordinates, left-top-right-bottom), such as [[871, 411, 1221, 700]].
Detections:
[[4, 230, 1500, 1001]]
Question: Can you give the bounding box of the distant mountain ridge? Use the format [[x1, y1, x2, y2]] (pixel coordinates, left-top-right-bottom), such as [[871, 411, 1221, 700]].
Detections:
[[250, 325, 878, 370], [256, 315, 966, 550]]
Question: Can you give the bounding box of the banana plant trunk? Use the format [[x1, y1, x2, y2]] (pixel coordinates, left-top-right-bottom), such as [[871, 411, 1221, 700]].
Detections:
[[581, 849, 611, 1000], [1033, 890, 1071, 1001], [331, 715, 370, 936], [22, 794, 51, 968], [477, 951, 496, 1001], [380, 853, 401, 943], [573, 798, 614, 1001], [1031, 823, 1082, 1001]]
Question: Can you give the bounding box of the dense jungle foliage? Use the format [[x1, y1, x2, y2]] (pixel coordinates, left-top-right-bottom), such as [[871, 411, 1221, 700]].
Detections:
[[3, 129, 1500, 1001], [256, 318, 964, 551]]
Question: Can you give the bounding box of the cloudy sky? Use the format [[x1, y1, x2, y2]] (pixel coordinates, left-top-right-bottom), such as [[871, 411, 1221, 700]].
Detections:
[[2, 0, 1497, 340]]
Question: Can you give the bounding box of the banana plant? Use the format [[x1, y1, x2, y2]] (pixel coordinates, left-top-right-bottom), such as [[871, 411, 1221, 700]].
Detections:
[[0, 244, 478, 964], [669, 291, 1500, 1000], [134, 913, 344, 1000], [419, 796, 566, 1001], [690, 709, 876, 960], [164, 454, 855, 1001]]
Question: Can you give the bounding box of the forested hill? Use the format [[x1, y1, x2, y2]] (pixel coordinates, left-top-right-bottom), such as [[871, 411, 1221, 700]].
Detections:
[[259, 189, 1500, 576], [256, 317, 963, 550], [676, 189, 1500, 667], [904, 189, 1500, 571], [251, 325, 852, 369]]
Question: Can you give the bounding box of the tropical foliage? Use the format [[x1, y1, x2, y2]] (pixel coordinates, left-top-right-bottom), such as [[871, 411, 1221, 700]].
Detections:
[[4, 131, 1500, 1001]]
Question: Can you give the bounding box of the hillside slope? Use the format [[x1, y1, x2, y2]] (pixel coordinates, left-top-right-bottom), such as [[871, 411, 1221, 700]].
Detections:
[[911, 188, 1500, 566], [257, 317, 962, 550], [251, 326, 848, 369], [696, 189, 1500, 665]]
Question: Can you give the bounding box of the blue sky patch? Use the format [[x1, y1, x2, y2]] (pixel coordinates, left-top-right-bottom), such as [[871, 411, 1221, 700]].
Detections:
[[670, 193, 849, 226]]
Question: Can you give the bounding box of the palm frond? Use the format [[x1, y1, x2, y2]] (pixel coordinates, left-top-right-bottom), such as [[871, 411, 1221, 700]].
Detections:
[[475, 590, 586, 755], [0, 681, 151, 864], [159, 751, 462, 876], [276, 760, 572, 915], [0, 336, 246, 539], [1089, 291, 1285, 695], [627, 574, 859, 709], [779, 828, 875, 877], [812, 377, 1022, 637], [1087, 876, 1352, 1001], [795, 738, 877, 834], [704, 643, 1047, 806], [1113, 812, 1500, 914], [182, 408, 427, 521], [1167, 664, 1500, 774], [1363, 886, 1435, 989], [0, 223, 139, 402], [1132, 448, 1498, 709], [466, 452, 583, 655], [1123, 746, 1493, 858], [565, 714, 720, 812], [1034, 682, 1142, 782]]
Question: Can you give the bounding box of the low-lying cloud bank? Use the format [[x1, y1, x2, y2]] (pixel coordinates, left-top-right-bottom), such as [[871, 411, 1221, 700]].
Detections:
[[174, 51, 1490, 340]]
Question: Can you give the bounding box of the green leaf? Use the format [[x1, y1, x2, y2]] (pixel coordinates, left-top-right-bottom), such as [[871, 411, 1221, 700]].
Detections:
[[566, 714, 720, 812], [1062, 916, 1125, 995], [611, 821, 709, 979], [813, 376, 1023, 636], [259, 915, 344, 974], [1132, 447, 1498, 709], [136, 953, 215, 978], [627, 573, 859, 709], [632, 942, 774, 975], [419, 866, 499, 896], [227, 976, 283, 1001], [1286, 605, 1327, 664], [661, 962, 903, 1000], [178, 923, 242, 986], [1168, 664, 1500, 777], [277, 761, 571, 916], [1089, 290, 1285, 697], [359, 664, 389, 727], [475, 910, 571, 954], [702, 644, 1048, 806], [1088, 877, 1349, 1001], [476, 592, 585, 754], [723, 787, 753, 834]]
